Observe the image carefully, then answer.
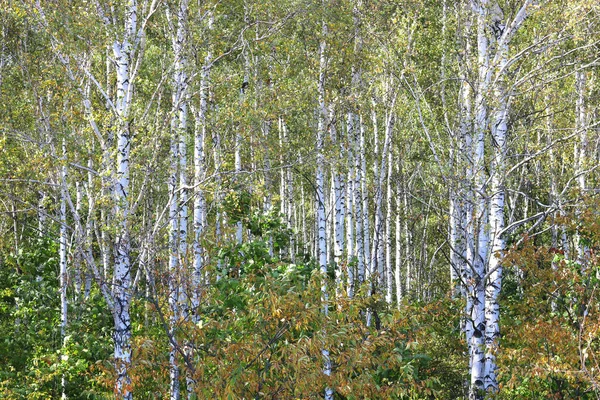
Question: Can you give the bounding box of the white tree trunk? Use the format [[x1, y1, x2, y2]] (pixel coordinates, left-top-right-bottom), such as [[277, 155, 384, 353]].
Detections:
[[84, 158, 94, 299], [360, 116, 371, 284], [111, 2, 137, 396], [168, 113, 181, 400], [482, 2, 531, 394], [331, 106, 345, 298], [402, 179, 412, 296], [469, 1, 490, 397], [374, 103, 395, 294], [317, 13, 334, 399], [385, 152, 393, 304], [74, 181, 83, 298], [213, 116, 223, 278], [394, 161, 403, 307], [484, 44, 507, 393], [284, 123, 295, 261], [345, 115, 355, 297], [60, 142, 68, 400], [171, 2, 191, 397], [192, 9, 211, 326], [354, 118, 365, 284]]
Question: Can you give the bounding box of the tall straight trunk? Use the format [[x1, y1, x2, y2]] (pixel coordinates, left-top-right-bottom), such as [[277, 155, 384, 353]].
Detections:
[[112, 2, 137, 396], [481, 2, 531, 394], [354, 119, 365, 284], [74, 181, 83, 298], [175, 2, 191, 397], [277, 118, 285, 255], [284, 122, 295, 261], [326, 173, 333, 265], [278, 117, 293, 258], [373, 145, 382, 288], [373, 102, 395, 293], [168, 110, 181, 400], [360, 116, 371, 284], [385, 152, 393, 304], [484, 43, 508, 393], [346, 116, 355, 296], [455, 56, 471, 300], [317, 11, 334, 399], [59, 142, 68, 399], [331, 106, 345, 297], [192, 10, 211, 325], [394, 160, 403, 307], [213, 113, 223, 277], [177, 113, 188, 312], [301, 183, 307, 255], [459, 4, 475, 368], [469, 1, 490, 396], [279, 118, 286, 217], [402, 177, 412, 296], [168, 1, 190, 395], [368, 104, 378, 280], [84, 158, 94, 299]]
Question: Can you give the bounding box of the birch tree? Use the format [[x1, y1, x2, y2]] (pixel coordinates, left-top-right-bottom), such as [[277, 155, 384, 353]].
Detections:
[[317, 4, 333, 398]]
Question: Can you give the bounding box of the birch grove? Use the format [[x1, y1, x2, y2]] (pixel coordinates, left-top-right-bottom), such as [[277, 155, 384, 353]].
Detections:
[[1, 0, 599, 398]]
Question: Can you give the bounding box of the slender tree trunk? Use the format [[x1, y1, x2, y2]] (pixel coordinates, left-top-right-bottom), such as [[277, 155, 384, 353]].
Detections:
[[458, 5, 474, 376], [469, 1, 490, 396], [192, 9, 211, 326], [317, 10, 334, 399], [301, 183, 307, 256], [360, 116, 371, 285], [60, 142, 68, 400], [167, 2, 190, 396], [354, 119, 365, 285], [284, 121, 295, 261], [173, 2, 191, 397], [374, 100, 395, 295], [574, 68, 588, 266], [168, 113, 181, 400], [331, 106, 345, 298], [394, 160, 403, 307], [346, 116, 355, 297], [213, 110, 223, 278], [111, 2, 137, 396], [484, 43, 508, 393], [403, 177, 412, 297], [84, 158, 94, 299], [74, 181, 83, 298], [385, 152, 393, 304]]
